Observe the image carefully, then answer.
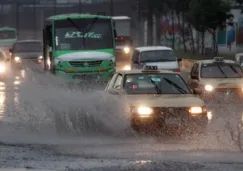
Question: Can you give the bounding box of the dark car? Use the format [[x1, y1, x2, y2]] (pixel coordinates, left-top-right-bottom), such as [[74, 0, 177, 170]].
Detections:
[[9, 40, 43, 68]]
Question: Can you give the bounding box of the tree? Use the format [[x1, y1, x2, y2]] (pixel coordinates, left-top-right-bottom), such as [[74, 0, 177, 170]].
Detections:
[[185, 0, 231, 55]]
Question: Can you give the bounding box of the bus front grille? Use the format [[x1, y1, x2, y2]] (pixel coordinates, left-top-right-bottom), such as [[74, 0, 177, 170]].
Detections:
[[69, 60, 103, 67]]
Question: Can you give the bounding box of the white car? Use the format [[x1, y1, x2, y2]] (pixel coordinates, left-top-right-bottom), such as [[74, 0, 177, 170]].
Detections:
[[129, 46, 182, 73]]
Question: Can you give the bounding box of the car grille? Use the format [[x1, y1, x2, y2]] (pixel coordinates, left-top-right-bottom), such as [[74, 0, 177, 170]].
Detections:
[[69, 60, 103, 67], [153, 107, 189, 118]]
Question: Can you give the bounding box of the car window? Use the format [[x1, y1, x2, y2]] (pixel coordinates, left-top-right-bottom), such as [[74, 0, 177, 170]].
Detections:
[[201, 63, 243, 78], [140, 50, 176, 62], [13, 42, 42, 52], [131, 50, 139, 62], [113, 74, 123, 89], [123, 73, 190, 94]]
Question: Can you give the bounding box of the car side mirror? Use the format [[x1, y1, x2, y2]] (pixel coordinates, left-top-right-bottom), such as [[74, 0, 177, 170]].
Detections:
[[177, 58, 182, 62], [193, 88, 202, 95]]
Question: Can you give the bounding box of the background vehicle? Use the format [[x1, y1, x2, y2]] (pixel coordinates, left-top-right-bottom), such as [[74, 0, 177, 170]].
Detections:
[[188, 57, 243, 101], [131, 46, 182, 73], [43, 13, 116, 81], [0, 27, 17, 58], [112, 16, 133, 61], [234, 52, 243, 67], [9, 40, 43, 68]]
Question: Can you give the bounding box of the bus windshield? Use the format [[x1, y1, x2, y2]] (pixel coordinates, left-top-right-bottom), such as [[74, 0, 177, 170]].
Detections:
[[0, 30, 16, 39], [54, 18, 113, 50]]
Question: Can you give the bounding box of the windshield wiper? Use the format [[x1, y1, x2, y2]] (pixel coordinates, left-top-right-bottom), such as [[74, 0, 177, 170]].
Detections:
[[228, 65, 242, 77], [150, 78, 162, 94], [163, 78, 187, 94], [84, 17, 98, 33], [216, 64, 227, 78], [67, 18, 85, 49]]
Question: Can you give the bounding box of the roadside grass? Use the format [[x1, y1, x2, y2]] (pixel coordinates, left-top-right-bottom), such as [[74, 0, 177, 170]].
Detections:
[[175, 50, 234, 60]]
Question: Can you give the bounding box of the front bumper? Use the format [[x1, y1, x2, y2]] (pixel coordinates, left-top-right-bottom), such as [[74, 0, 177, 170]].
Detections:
[[131, 107, 208, 130], [55, 68, 115, 81]]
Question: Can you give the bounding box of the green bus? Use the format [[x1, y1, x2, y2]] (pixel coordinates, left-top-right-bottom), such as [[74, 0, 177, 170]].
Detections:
[[0, 27, 17, 56], [43, 13, 116, 81]]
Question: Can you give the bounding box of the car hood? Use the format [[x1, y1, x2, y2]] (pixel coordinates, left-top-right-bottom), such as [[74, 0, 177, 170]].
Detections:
[[125, 94, 205, 107], [200, 78, 243, 88], [13, 52, 42, 58]]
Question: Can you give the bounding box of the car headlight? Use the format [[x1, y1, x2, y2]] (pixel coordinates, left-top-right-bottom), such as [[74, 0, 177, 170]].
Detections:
[[38, 56, 43, 59], [0, 64, 5, 73], [137, 106, 153, 116], [189, 107, 205, 114], [123, 65, 131, 70], [205, 85, 214, 91], [14, 56, 20, 62], [123, 47, 130, 54]]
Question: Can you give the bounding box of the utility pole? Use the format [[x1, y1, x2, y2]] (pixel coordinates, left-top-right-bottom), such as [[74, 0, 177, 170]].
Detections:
[[110, 0, 114, 16], [16, 0, 19, 36]]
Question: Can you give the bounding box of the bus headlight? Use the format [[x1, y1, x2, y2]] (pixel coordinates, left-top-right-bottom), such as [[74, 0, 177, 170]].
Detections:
[[14, 56, 21, 63], [205, 85, 214, 91], [123, 47, 130, 54], [0, 64, 5, 73], [123, 65, 131, 70], [38, 56, 43, 60]]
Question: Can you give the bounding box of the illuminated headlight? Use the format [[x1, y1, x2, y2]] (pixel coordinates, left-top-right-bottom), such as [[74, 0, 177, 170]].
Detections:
[[123, 65, 131, 70], [0, 64, 5, 73], [123, 47, 130, 54], [38, 56, 43, 59], [14, 56, 20, 62], [205, 85, 214, 91], [136, 106, 153, 116], [189, 107, 204, 114]]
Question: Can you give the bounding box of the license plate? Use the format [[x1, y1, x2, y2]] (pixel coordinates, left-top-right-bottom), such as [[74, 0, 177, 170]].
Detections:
[[74, 75, 87, 79], [165, 118, 180, 125]]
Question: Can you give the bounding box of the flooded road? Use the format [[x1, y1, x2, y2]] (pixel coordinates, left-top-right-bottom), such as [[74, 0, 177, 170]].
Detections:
[[0, 61, 242, 170]]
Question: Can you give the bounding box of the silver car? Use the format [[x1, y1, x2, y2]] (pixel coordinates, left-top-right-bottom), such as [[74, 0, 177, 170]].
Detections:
[[9, 40, 43, 68]]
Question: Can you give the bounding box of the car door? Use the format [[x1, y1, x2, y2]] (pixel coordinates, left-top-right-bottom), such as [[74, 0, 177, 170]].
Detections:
[[188, 63, 199, 89]]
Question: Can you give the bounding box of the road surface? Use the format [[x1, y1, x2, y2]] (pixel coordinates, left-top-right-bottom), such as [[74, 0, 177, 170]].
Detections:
[[0, 61, 242, 170]]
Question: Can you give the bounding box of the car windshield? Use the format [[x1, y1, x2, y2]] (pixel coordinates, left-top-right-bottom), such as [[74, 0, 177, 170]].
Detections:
[[55, 18, 113, 50], [123, 73, 191, 94], [140, 50, 177, 62], [201, 63, 243, 78], [115, 38, 132, 46], [0, 30, 16, 39], [13, 42, 42, 52]]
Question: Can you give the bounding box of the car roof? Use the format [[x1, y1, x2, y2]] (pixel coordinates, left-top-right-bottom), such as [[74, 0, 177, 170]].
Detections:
[[199, 59, 236, 64], [14, 40, 42, 43], [135, 46, 172, 52], [117, 69, 176, 74]]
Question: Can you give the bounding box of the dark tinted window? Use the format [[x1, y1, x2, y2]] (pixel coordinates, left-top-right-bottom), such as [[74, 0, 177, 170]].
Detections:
[[201, 63, 243, 78], [140, 50, 176, 62], [13, 42, 42, 52], [123, 73, 190, 94], [54, 18, 113, 50]]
